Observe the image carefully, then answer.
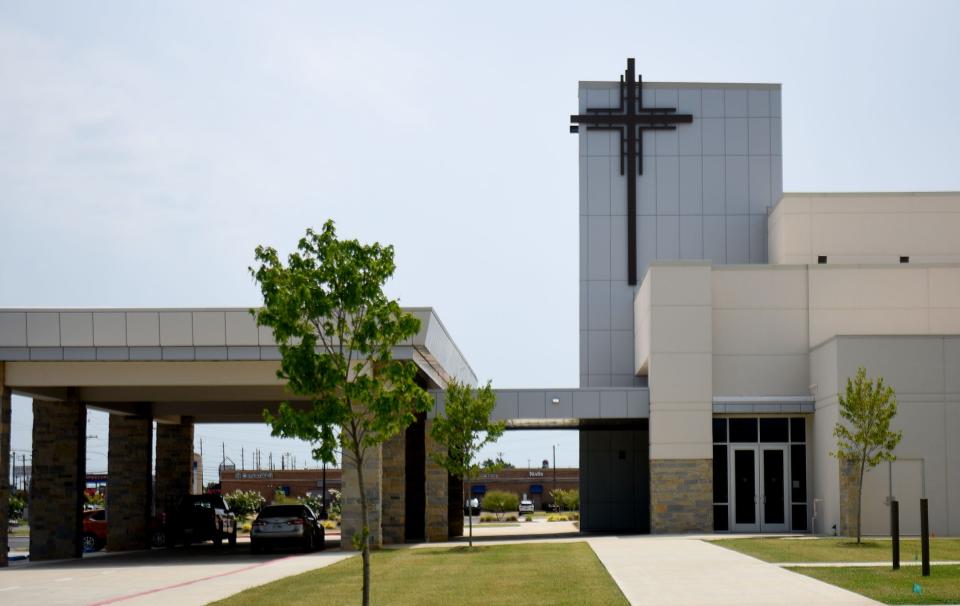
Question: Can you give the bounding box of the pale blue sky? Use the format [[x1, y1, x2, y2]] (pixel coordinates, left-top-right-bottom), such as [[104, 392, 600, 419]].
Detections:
[[3, 1, 959, 480]]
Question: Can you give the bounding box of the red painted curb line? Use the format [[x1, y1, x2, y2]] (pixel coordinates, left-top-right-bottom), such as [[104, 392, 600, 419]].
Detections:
[[87, 554, 301, 605]]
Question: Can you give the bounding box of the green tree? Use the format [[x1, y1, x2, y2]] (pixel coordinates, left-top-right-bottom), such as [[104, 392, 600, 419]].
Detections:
[[480, 454, 515, 470], [482, 490, 519, 521], [251, 221, 432, 606], [429, 380, 505, 546], [223, 489, 265, 516], [831, 366, 902, 544]]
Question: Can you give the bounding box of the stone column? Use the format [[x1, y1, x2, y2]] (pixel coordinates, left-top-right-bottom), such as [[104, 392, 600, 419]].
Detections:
[[838, 458, 859, 537], [30, 392, 86, 560], [0, 363, 11, 566], [380, 433, 405, 544], [340, 444, 382, 550], [644, 264, 714, 533], [155, 420, 194, 517], [424, 421, 448, 542], [107, 411, 153, 551]]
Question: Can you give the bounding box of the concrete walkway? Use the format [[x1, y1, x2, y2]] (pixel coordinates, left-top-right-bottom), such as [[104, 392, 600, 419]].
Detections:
[[0, 543, 353, 606], [778, 560, 960, 567], [588, 536, 880, 605]]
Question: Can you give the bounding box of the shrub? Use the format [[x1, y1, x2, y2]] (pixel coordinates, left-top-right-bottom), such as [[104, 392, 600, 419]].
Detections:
[[321, 519, 339, 530], [504, 514, 518, 522], [481, 490, 519, 521], [524, 514, 533, 522], [8, 493, 26, 519], [224, 489, 266, 516], [549, 488, 580, 512], [480, 514, 497, 522]]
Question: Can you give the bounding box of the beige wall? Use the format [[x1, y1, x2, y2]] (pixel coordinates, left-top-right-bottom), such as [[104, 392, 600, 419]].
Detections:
[[769, 193, 960, 266], [636, 263, 960, 398], [711, 266, 809, 396], [811, 336, 960, 536], [643, 263, 713, 460]]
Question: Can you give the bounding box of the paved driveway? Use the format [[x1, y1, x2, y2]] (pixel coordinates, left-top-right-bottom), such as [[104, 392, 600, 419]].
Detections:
[[0, 540, 352, 606], [588, 536, 880, 606]]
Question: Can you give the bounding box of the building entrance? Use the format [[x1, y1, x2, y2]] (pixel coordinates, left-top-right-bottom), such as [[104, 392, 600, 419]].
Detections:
[[731, 445, 788, 532], [713, 417, 809, 533]]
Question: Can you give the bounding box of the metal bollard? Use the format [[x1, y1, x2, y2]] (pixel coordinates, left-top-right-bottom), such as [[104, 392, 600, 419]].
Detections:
[[890, 499, 900, 570], [920, 498, 930, 577]]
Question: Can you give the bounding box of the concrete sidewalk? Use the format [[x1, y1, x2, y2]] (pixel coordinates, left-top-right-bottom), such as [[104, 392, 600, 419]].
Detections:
[[0, 544, 353, 606], [588, 536, 880, 605]]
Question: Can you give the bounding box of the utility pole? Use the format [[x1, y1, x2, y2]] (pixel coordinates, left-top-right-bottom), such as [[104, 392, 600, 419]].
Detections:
[[553, 445, 557, 498], [241, 447, 245, 471]]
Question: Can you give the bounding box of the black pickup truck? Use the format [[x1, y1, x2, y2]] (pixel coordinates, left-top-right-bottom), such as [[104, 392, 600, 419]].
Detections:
[[166, 494, 238, 547]]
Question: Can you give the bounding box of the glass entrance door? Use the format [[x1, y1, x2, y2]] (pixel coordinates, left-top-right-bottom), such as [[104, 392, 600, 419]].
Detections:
[[732, 447, 758, 532], [731, 445, 789, 532], [760, 446, 788, 532]]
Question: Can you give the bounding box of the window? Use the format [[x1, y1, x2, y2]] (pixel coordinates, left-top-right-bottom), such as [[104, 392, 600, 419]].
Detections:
[[759, 418, 789, 442], [712, 418, 727, 443], [900, 256, 909, 264], [729, 418, 758, 442], [818, 255, 827, 264]]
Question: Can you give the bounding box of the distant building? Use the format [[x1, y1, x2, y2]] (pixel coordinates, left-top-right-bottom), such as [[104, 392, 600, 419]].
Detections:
[[470, 468, 579, 510], [219, 468, 342, 502]]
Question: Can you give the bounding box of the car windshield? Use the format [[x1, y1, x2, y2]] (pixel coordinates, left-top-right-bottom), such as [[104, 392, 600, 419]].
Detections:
[[259, 506, 305, 518], [182, 496, 228, 510]]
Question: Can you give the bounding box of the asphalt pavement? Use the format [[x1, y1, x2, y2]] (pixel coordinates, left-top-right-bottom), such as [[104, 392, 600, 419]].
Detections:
[[0, 536, 350, 606]]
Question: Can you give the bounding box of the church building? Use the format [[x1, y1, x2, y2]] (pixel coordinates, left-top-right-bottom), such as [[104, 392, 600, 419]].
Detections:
[[2, 60, 959, 563]]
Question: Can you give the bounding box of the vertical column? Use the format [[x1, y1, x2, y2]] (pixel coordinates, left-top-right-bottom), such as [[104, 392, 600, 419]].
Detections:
[[838, 457, 859, 537], [155, 419, 194, 517], [30, 391, 86, 560], [341, 444, 382, 549], [107, 411, 153, 551], [645, 263, 714, 533], [424, 421, 448, 542], [448, 474, 464, 538], [0, 363, 11, 566], [380, 432, 405, 544]]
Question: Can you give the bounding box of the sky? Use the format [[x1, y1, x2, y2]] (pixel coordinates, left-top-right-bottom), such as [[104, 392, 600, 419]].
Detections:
[[2, 1, 959, 482]]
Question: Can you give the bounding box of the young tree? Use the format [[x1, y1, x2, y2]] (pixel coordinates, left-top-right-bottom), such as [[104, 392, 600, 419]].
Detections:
[[251, 221, 432, 606], [429, 380, 505, 547], [831, 366, 902, 544]]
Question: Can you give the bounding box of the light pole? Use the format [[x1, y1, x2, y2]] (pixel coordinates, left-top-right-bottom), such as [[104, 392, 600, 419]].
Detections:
[[552, 445, 557, 509]]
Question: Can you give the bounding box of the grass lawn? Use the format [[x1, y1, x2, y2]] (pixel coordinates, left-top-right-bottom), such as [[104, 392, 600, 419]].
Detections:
[[792, 565, 960, 605], [711, 537, 960, 563], [211, 542, 627, 606]]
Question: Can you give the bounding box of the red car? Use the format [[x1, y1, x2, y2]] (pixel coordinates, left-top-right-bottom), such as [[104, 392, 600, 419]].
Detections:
[[82, 509, 166, 552]]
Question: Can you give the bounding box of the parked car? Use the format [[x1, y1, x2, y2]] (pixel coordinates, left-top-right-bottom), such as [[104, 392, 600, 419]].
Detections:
[[519, 499, 535, 514], [166, 494, 237, 547], [463, 497, 480, 516], [251, 504, 324, 553], [82, 509, 167, 552]]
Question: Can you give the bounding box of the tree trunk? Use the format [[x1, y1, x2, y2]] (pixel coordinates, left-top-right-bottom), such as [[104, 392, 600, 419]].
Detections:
[[465, 478, 473, 548], [355, 449, 371, 606], [856, 454, 866, 544]]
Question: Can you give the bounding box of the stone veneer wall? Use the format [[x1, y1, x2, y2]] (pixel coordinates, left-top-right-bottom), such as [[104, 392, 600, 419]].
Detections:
[[341, 445, 383, 549], [424, 422, 448, 542], [838, 458, 859, 537], [107, 414, 153, 551], [155, 421, 195, 517], [650, 459, 713, 533], [31, 394, 86, 560], [0, 364, 11, 566], [381, 433, 406, 544]]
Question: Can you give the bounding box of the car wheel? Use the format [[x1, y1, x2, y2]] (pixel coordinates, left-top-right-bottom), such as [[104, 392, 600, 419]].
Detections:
[[81, 533, 99, 553], [251, 541, 262, 554], [151, 530, 167, 549], [303, 532, 314, 553], [215, 526, 223, 546], [318, 535, 326, 551], [228, 529, 237, 546]]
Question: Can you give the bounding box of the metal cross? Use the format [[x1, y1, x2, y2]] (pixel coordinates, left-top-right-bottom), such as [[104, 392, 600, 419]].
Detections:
[[570, 58, 693, 286]]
